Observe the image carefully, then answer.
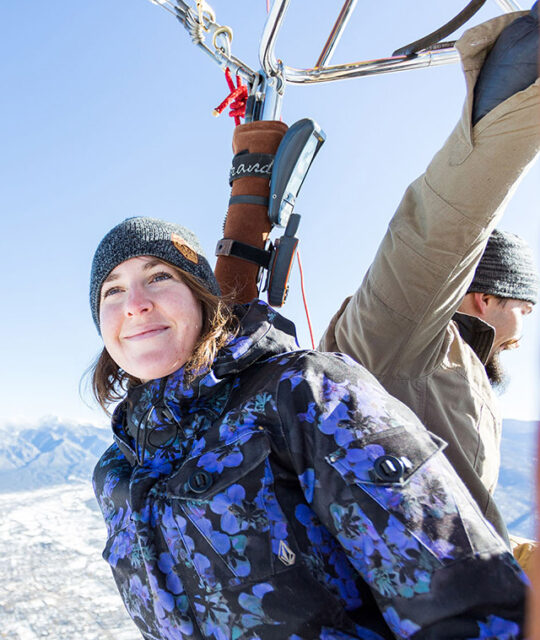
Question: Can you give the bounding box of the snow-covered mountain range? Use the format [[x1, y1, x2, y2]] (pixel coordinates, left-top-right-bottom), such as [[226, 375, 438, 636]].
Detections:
[[0, 417, 537, 639], [0, 418, 111, 492]]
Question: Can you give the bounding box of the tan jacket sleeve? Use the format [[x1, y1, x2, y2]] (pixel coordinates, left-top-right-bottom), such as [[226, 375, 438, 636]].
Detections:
[[319, 15, 540, 379]]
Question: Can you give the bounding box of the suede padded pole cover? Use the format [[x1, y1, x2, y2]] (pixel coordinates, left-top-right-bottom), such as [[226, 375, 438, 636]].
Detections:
[[215, 120, 288, 303]]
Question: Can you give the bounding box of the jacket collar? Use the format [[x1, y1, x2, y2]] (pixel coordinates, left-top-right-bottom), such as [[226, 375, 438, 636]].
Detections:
[[453, 312, 495, 365], [111, 299, 298, 465], [212, 299, 298, 376]]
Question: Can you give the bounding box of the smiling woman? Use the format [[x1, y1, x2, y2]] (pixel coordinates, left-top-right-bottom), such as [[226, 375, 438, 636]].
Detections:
[[89, 218, 237, 409], [88, 215, 530, 640]]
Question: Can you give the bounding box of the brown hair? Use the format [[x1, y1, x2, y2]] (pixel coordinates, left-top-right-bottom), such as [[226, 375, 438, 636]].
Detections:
[[88, 264, 238, 413]]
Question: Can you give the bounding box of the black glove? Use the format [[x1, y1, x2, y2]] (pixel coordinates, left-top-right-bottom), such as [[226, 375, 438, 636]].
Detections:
[[473, 1, 538, 124]]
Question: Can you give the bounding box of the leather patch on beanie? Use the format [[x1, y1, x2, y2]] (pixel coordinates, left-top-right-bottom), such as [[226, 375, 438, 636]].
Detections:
[[171, 233, 199, 264]]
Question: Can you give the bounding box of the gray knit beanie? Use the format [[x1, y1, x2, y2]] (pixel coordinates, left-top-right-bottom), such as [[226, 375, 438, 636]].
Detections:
[[468, 229, 539, 304], [90, 217, 220, 329]]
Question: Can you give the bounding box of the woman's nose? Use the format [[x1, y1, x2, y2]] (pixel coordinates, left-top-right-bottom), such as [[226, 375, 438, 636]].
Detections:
[[125, 285, 153, 316]]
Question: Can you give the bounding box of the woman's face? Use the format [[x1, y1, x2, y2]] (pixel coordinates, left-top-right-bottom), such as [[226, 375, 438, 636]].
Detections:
[[99, 256, 203, 382]]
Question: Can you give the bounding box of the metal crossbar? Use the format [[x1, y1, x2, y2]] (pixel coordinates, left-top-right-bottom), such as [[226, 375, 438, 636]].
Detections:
[[148, 0, 522, 120]]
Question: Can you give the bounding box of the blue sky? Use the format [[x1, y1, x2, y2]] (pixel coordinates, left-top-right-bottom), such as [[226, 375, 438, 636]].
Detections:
[[2, 0, 538, 425]]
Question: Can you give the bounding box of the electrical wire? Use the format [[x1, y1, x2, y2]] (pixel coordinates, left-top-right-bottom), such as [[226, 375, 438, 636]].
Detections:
[[296, 250, 315, 350]]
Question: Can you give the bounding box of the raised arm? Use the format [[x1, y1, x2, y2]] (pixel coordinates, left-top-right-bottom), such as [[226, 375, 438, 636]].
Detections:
[[319, 15, 540, 378]]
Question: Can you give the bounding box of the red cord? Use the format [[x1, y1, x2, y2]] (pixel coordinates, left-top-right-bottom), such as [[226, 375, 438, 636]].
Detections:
[[213, 67, 248, 126], [296, 250, 316, 350]]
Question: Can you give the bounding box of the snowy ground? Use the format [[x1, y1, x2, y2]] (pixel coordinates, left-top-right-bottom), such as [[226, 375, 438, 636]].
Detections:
[[0, 482, 137, 640]]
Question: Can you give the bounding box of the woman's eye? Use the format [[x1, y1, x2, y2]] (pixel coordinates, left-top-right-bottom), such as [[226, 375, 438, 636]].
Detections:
[[102, 286, 122, 299], [150, 271, 173, 283]]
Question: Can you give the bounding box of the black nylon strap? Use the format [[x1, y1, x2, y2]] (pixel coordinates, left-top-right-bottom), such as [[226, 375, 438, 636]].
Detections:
[[229, 195, 270, 208], [215, 238, 272, 268], [229, 153, 274, 185], [392, 0, 487, 56]]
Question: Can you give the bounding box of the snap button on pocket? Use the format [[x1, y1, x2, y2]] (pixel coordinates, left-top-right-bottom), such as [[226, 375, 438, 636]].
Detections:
[[371, 455, 412, 483], [187, 470, 213, 493]]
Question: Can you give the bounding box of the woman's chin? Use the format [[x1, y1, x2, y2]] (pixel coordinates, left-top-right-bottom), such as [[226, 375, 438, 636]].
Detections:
[[124, 357, 184, 383]]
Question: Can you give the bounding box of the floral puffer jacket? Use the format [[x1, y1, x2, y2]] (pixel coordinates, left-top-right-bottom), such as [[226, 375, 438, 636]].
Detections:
[[93, 300, 526, 640]]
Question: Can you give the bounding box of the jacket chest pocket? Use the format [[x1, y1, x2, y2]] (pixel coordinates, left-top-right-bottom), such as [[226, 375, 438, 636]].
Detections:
[[164, 431, 298, 594], [325, 427, 459, 555]]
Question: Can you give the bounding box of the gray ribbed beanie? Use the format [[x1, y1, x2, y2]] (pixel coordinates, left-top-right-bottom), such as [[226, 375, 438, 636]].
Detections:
[[90, 217, 220, 329], [468, 229, 539, 304]]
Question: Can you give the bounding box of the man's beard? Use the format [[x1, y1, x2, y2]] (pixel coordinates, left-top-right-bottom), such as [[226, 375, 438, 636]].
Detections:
[[485, 350, 509, 393]]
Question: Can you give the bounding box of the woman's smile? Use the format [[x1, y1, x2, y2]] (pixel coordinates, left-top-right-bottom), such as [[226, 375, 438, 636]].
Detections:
[[123, 324, 170, 341]]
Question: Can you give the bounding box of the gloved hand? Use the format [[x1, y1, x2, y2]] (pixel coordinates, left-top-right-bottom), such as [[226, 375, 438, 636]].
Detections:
[[473, 1, 538, 124]]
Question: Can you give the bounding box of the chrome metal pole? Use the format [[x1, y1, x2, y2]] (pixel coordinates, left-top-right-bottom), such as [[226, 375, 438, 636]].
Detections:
[[260, 73, 285, 120], [315, 0, 359, 68], [494, 0, 522, 10], [282, 48, 460, 85], [259, 0, 291, 79]]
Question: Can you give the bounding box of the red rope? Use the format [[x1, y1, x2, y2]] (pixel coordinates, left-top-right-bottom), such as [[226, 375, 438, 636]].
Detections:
[[224, 66, 236, 92], [213, 67, 248, 126], [296, 250, 316, 350]]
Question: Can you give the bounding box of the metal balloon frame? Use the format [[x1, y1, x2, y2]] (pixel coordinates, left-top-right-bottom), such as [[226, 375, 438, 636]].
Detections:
[[148, 0, 522, 121]]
